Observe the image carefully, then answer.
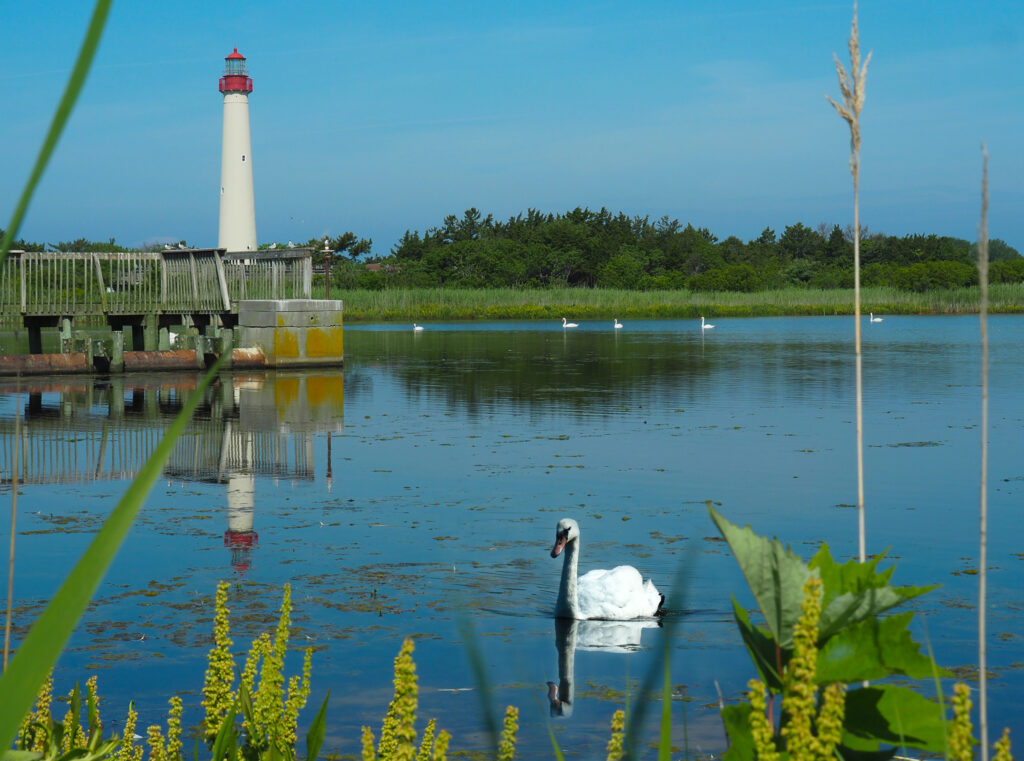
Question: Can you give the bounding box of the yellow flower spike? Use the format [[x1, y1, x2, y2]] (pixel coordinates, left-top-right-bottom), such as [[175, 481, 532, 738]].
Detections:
[[814, 683, 846, 760], [432, 730, 451, 761], [146, 724, 166, 761], [993, 728, 1012, 761], [780, 576, 823, 761], [361, 726, 377, 761], [166, 696, 183, 761], [116, 702, 139, 761], [949, 683, 974, 761], [747, 679, 780, 761], [498, 706, 519, 761], [416, 719, 437, 761], [202, 581, 235, 742], [606, 709, 626, 761]]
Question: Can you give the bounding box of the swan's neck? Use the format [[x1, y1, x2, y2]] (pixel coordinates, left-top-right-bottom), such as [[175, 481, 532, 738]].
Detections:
[[556, 537, 580, 618]]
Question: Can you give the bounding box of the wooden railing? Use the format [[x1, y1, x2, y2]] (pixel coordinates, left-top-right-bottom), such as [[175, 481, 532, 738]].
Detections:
[[0, 248, 312, 320]]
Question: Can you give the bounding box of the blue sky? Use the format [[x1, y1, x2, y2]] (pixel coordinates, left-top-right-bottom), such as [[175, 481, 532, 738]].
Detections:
[[2, 1, 1021, 253]]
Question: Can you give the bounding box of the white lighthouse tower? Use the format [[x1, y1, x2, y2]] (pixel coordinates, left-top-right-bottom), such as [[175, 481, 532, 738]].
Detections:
[[218, 48, 257, 251]]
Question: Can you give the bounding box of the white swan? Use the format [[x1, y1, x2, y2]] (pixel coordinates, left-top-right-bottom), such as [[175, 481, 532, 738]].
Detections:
[[413, 323, 424, 331], [613, 318, 623, 329], [870, 313, 883, 323], [562, 317, 578, 328], [550, 518, 663, 620], [701, 316, 714, 330]]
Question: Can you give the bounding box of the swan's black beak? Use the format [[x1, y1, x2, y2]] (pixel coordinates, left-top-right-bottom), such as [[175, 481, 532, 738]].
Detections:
[[551, 530, 567, 558]]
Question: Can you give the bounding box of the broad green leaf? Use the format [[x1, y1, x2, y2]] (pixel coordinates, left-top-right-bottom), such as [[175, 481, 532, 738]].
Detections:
[[708, 505, 810, 647], [731, 597, 784, 692], [817, 613, 951, 683], [304, 691, 329, 761], [818, 585, 937, 641], [844, 685, 947, 751], [811, 545, 895, 601], [719, 704, 756, 761], [2, 752, 43, 761], [834, 739, 897, 761], [0, 357, 222, 751]]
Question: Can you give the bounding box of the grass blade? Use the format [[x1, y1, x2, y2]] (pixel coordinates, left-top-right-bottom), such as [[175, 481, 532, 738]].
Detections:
[[456, 615, 501, 752], [305, 691, 330, 761], [0, 357, 223, 750], [657, 652, 672, 760], [623, 545, 695, 761], [0, 0, 112, 262]]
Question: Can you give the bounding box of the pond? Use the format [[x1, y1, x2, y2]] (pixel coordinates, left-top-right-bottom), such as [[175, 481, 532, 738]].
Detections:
[[2, 315, 1022, 758]]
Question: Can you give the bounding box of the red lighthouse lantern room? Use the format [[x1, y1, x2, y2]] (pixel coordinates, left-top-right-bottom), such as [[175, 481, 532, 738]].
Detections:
[[219, 48, 253, 94]]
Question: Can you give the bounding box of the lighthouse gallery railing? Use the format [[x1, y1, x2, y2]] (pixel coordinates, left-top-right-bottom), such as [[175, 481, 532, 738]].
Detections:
[[0, 248, 312, 319]]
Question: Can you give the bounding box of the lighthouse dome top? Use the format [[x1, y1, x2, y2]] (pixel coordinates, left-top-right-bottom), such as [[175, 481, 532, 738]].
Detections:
[[219, 47, 252, 94]]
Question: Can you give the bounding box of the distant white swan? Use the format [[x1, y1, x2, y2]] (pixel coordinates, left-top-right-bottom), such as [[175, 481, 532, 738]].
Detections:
[[613, 318, 623, 329], [701, 316, 715, 330], [413, 323, 424, 331], [550, 518, 663, 620], [562, 317, 579, 328], [870, 313, 883, 323]]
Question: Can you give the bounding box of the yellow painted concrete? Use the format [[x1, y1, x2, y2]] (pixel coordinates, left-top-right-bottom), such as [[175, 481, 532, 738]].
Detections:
[[305, 325, 343, 358]]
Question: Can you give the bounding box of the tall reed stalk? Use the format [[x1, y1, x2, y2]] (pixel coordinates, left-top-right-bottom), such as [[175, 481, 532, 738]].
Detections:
[[3, 385, 19, 671], [976, 145, 990, 761], [826, 2, 871, 563]]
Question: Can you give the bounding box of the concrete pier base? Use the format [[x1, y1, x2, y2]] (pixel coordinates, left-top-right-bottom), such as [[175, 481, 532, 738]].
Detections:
[[236, 299, 343, 367], [0, 299, 342, 375]]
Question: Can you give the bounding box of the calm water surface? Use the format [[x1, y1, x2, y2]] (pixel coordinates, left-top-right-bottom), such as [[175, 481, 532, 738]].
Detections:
[[2, 316, 1022, 758]]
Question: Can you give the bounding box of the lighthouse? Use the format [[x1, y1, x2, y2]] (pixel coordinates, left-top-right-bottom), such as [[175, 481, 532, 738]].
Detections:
[[218, 48, 257, 251]]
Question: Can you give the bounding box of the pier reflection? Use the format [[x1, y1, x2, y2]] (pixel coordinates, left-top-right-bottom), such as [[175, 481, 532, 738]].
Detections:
[[0, 371, 343, 570]]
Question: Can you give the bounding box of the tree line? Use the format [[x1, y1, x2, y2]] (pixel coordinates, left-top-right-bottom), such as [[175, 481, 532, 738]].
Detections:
[[368, 207, 1022, 292], [5, 208, 1022, 293]]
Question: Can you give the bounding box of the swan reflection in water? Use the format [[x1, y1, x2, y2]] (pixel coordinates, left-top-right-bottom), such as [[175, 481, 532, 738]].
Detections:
[[547, 617, 661, 718]]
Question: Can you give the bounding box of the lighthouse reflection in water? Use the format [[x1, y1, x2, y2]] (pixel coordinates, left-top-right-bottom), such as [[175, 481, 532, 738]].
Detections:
[[0, 372, 343, 573]]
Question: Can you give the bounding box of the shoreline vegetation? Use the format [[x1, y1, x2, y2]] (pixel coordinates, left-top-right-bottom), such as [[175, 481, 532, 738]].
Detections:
[[324, 284, 1024, 322]]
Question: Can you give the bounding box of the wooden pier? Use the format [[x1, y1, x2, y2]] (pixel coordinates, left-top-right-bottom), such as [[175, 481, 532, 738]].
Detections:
[[0, 248, 342, 374]]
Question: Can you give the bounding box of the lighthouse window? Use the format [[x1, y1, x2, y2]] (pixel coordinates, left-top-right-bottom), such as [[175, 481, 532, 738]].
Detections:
[[241, 154, 247, 162]]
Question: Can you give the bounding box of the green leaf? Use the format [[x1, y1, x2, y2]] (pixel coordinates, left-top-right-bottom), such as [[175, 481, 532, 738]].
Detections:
[[238, 681, 256, 728], [731, 597, 784, 692], [844, 685, 947, 752], [810, 545, 936, 639], [543, 723, 565, 761], [0, 357, 222, 752], [0, 0, 112, 262], [68, 683, 82, 750], [86, 686, 100, 737], [211, 698, 240, 761], [720, 704, 756, 761], [817, 612, 952, 683], [657, 654, 672, 761], [834, 741, 897, 761], [818, 585, 937, 641], [2, 752, 43, 761], [304, 692, 329, 761], [708, 505, 810, 647]]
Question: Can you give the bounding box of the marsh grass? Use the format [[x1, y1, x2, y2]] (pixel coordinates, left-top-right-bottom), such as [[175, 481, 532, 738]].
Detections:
[[329, 284, 1024, 322]]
